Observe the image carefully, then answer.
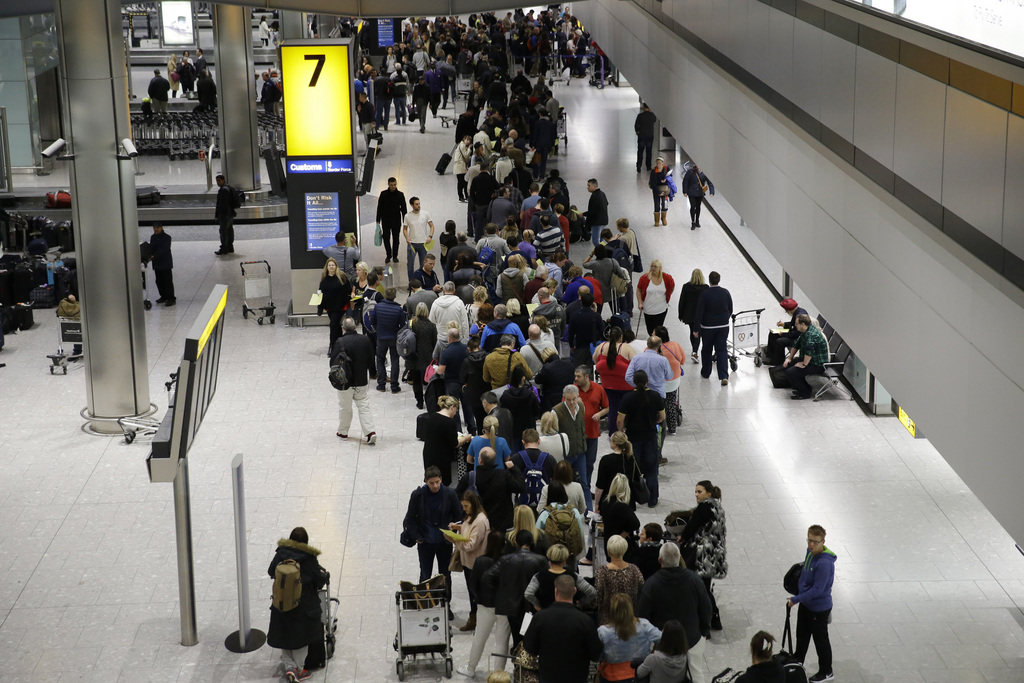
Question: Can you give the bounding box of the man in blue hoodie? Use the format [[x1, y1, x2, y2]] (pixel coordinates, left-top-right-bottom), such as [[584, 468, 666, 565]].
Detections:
[[693, 271, 733, 385], [787, 524, 837, 683]]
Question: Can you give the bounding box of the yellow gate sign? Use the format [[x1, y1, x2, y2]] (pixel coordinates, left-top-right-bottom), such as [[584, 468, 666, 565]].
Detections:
[[281, 42, 353, 157]]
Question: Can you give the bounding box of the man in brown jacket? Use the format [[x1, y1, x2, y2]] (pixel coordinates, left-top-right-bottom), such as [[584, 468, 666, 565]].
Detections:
[[553, 384, 592, 512], [482, 334, 533, 389]]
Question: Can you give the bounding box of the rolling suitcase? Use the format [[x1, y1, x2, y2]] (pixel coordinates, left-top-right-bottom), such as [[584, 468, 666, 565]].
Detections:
[[11, 265, 34, 302], [57, 220, 75, 252], [11, 302, 33, 330], [435, 145, 456, 175]]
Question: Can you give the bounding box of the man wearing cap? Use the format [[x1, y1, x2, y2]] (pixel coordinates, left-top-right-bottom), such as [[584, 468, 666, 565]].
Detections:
[[768, 298, 808, 365]]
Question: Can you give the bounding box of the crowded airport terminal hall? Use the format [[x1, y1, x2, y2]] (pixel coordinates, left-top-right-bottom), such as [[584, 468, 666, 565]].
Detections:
[[1, 1, 1024, 682]]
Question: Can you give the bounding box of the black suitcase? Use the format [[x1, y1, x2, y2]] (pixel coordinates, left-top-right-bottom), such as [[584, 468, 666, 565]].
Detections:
[[57, 220, 75, 252], [769, 365, 791, 389], [0, 270, 12, 307], [136, 186, 162, 205], [11, 266, 34, 303], [435, 146, 455, 175], [11, 302, 33, 330]]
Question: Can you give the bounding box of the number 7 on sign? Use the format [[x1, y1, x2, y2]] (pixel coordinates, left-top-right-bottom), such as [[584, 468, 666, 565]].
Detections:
[[305, 54, 326, 87]]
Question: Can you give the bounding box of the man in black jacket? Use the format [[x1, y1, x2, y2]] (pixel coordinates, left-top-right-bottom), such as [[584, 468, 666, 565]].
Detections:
[[480, 391, 514, 444], [524, 574, 602, 683], [375, 177, 408, 264], [148, 224, 175, 306], [196, 70, 217, 111], [469, 166, 500, 241], [636, 542, 711, 683], [634, 103, 657, 173], [403, 467, 463, 603], [693, 271, 733, 385], [214, 174, 236, 255], [584, 178, 608, 247], [483, 528, 547, 650], [330, 318, 377, 444], [456, 448, 524, 533], [147, 69, 170, 113]]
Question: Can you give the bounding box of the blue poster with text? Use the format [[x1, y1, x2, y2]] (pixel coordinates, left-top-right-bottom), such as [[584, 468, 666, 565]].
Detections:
[[305, 192, 340, 251]]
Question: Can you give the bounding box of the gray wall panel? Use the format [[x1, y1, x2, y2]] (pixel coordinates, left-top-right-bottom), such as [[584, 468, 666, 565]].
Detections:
[[853, 47, 897, 170], [819, 31, 856, 140], [1003, 115, 1024, 261], [893, 66, 946, 204], [745, 1, 771, 87], [766, 8, 795, 104], [942, 89, 1008, 244], [791, 19, 822, 121]]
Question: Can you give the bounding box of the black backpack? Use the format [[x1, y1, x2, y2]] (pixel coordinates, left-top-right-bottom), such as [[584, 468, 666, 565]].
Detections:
[[774, 608, 809, 683], [328, 343, 355, 391], [517, 450, 548, 508]]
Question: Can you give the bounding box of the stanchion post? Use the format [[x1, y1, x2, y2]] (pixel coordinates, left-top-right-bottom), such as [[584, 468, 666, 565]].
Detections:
[[172, 457, 198, 646], [224, 453, 266, 652]]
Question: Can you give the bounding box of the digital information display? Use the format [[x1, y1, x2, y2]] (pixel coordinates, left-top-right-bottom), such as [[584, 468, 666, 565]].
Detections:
[[288, 159, 353, 174], [845, 0, 1024, 60], [378, 19, 396, 47], [160, 1, 195, 46], [281, 43, 353, 157], [305, 192, 341, 251]]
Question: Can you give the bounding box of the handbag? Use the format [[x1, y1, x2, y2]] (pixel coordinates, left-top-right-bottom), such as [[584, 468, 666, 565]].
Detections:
[[657, 184, 669, 195], [374, 222, 383, 247], [632, 242, 643, 274], [448, 547, 464, 572], [611, 271, 630, 296], [629, 455, 650, 505], [424, 362, 438, 383]]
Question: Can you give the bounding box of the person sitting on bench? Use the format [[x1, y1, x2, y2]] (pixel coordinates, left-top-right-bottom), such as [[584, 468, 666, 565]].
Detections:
[[783, 314, 830, 400]]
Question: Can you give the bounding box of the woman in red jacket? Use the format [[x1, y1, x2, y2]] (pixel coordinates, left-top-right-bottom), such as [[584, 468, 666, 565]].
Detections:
[[636, 260, 675, 337]]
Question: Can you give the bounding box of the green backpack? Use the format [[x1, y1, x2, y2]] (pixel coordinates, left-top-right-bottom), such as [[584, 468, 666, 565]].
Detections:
[[544, 505, 583, 557]]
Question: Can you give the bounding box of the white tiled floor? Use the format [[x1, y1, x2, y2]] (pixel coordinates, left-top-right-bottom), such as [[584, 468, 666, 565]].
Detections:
[[1, 80, 1023, 683]]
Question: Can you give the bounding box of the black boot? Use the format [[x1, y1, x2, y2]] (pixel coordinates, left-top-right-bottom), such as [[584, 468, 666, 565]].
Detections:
[[711, 609, 723, 631]]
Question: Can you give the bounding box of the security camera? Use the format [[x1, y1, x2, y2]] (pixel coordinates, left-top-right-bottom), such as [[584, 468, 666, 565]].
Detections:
[[42, 138, 66, 159], [121, 138, 138, 158]]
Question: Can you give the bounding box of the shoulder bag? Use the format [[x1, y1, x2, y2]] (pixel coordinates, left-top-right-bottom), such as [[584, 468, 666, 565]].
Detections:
[[629, 455, 651, 505]]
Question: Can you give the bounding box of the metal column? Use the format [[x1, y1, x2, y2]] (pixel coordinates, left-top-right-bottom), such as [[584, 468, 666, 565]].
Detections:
[[280, 11, 306, 41], [213, 4, 261, 192], [54, 0, 150, 433], [172, 457, 198, 646]]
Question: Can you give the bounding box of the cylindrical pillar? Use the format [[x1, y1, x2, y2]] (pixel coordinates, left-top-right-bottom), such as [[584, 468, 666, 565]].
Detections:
[[54, 0, 150, 433], [213, 4, 261, 192]]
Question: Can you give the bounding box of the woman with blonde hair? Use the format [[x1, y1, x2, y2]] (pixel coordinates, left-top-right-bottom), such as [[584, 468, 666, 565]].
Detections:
[[677, 268, 709, 363], [505, 298, 530, 338], [167, 53, 180, 97], [536, 410, 569, 463], [504, 504, 549, 555], [525, 543, 598, 610], [595, 535, 646, 626], [448, 489, 490, 633], [597, 592, 661, 682], [317, 257, 352, 352], [466, 285, 489, 329], [600, 474, 641, 559], [467, 414, 512, 468], [637, 259, 675, 337]]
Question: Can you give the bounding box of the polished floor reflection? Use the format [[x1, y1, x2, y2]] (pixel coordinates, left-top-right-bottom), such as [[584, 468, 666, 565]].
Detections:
[[0, 79, 1022, 683]]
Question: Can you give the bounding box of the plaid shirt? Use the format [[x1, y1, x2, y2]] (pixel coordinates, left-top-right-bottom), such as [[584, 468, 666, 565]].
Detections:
[[795, 325, 830, 367]]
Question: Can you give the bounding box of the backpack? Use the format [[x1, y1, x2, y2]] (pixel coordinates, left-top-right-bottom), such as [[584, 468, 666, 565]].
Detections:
[[518, 450, 548, 508], [543, 504, 583, 556], [362, 293, 379, 333], [775, 608, 808, 683], [272, 559, 303, 612], [232, 187, 245, 208], [478, 244, 496, 268], [610, 246, 632, 272], [328, 343, 354, 391], [397, 323, 417, 358]]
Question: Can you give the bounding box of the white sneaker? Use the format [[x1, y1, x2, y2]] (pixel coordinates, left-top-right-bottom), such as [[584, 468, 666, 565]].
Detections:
[[456, 665, 477, 678]]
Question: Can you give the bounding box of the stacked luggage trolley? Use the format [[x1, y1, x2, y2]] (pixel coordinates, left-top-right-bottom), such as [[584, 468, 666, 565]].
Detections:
[[394, 576, 452, 681], [128, 110, 286, 160]]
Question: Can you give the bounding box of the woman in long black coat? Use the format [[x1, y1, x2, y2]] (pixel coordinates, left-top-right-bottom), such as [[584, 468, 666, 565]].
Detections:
[[267, 527, 328, 680]]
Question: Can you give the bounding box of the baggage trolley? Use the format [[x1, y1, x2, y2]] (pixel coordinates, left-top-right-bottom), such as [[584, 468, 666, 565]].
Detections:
[[394, 579, 452, 681], [728, 308, 765, 371], [240, 260, 276, 324], [46, 316, 83, 375], [320, 577, 340, 661], [118, 371, 178, 444]]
